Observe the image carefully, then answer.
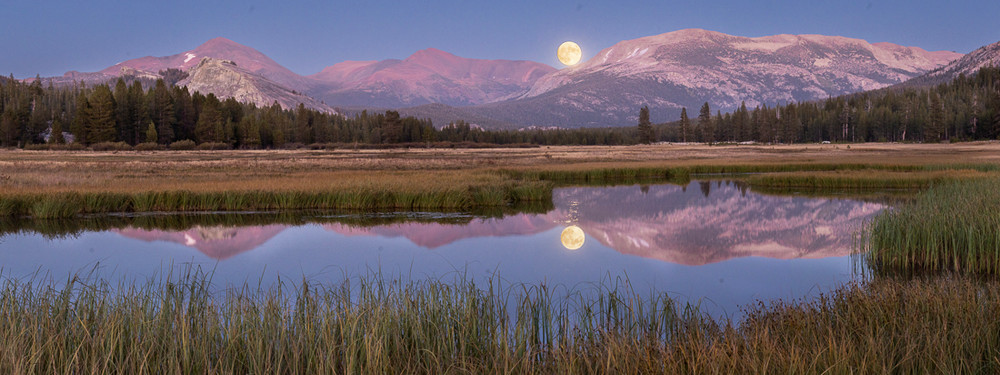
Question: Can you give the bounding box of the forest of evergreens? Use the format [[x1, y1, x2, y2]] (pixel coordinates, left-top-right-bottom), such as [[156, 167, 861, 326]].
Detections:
[[675, 66, 1000, 144], [1, 66, 998, 149]]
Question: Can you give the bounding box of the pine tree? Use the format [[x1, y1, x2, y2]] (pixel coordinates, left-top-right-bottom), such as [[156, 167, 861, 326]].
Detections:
[[679, 107, 690, 143], [150, 79, 174, 144], [113, 78, 131, 143], [295, 104, 313, 144], [174, 87, 196, 142], [195, 94, 222, 143], [638, 106, 655, 144], [70, 91, 90, 144], [780, 103, 801, 143], [927, 92, 945, 141], [697, 102, 713, 143], [383, 110, 402, 143], [734, 101, 749, 142], [86, 84, 117, 144], [127, 81, 147, 145]]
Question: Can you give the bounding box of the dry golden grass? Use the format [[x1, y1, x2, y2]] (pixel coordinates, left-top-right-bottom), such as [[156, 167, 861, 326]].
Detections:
[[2, 142, 999, 215]]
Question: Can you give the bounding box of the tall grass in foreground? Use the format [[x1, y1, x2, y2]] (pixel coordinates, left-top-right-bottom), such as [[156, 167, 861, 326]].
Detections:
[[863, 178, 1000, 275], [2, 272, 999, 373]]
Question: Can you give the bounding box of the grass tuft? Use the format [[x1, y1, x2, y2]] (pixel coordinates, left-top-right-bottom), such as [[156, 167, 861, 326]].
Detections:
[[862, 178, 1000, 275]]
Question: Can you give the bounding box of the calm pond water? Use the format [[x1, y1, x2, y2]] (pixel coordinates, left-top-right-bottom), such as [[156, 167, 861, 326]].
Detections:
[[0, 181, 885, 318]]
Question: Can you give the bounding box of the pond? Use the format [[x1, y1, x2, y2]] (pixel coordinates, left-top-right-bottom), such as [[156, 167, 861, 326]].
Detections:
[[0, 181, 886, 319]]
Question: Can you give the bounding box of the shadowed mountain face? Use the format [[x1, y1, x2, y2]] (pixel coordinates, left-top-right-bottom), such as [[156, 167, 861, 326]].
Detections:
[[901, 40, 1000, 87], [113, 183, 884, 265]]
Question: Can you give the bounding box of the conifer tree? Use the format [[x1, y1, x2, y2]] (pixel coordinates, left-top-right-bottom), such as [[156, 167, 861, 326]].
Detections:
[[113, 78, 131, 143], [679, 107, 690, 143], [150, 79, 174, 143], [734, 101, 749, 142], [70, 92, 90, 144], [697, 102, 713, 143], [383, 110, 402, 143], [195, 94, 222, 143], [86, 84, 117, 143], [638, 106, 655, 144], [174, 87, 197, 142], [296, 104, 313, 144], [927, 93, 945, 141], [127, 81, 147, 145]]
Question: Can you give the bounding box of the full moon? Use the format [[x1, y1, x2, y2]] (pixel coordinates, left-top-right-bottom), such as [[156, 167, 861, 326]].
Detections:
[[560, 225, 585, 250], [557, 41, 582, 66]]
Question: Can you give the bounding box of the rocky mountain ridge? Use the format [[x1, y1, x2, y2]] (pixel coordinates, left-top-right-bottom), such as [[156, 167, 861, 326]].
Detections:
[[308, 48, 556, 108], [179, 58, 335, 113], [27, 31, 970, 128], [430, 29, 962, 127], [899, 40, 1000, 87]]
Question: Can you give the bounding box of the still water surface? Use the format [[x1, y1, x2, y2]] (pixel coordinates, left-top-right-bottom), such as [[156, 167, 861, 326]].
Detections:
[[0, 181, 885, 318]]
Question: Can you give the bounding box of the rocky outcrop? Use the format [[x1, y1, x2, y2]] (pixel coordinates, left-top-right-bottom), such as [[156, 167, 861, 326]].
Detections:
[[178, 58, 335, 113]]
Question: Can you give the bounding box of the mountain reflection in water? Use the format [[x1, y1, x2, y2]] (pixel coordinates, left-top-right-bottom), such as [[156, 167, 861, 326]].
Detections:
[[114, 181, 884, 266]]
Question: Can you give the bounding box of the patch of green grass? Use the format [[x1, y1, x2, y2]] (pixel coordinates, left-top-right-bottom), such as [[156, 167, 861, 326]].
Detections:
[[862, 178, 1000, 275]]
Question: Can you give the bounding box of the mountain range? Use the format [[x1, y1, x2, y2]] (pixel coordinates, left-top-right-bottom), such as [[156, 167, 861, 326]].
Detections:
[[896, 39, 1000, 88], [29, 30, 971, 128]]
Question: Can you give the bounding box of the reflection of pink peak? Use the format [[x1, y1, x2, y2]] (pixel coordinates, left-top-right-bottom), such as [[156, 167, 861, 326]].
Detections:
[[114, 224, 288, 260], [323, 215, 558, 248], [553, 185, 885, 265], [322, 184, 883, 265]]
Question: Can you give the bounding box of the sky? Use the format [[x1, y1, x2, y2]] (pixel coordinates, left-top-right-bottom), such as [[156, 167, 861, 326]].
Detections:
[[3, 0, 999, 78]]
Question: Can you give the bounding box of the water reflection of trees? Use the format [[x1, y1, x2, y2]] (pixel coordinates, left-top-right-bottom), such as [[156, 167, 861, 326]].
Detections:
[[0, 200, 553, 240]]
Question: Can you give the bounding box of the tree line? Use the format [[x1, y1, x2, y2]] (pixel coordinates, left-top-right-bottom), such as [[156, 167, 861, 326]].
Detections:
[[0, 76, 653, 149], [652, 66, 1000, 144], [2, 66, 998, 149]]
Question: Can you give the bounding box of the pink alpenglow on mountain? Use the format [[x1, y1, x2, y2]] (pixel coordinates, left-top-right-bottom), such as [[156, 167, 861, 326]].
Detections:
[[99, 37, 313, 90], [481, 28, 963, 126], [308, 48, 556, 107]]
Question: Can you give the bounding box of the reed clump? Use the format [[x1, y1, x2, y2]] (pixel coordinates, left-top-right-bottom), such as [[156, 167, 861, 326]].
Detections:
[[2, 272, 1000, 373], [863, 178, 1000, 275]]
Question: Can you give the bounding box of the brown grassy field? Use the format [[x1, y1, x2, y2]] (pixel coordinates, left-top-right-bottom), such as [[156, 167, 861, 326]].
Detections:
[[2, 142, 998, 216]]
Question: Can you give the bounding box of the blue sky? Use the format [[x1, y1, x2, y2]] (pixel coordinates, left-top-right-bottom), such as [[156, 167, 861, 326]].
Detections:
[[3, 0, 998, 78]]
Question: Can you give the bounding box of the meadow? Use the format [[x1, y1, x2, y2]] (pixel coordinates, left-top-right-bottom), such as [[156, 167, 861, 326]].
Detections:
[[4, 142, 1000, 373], [2, 142, 999, 218]]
